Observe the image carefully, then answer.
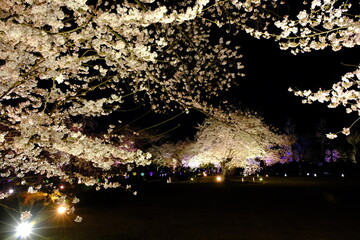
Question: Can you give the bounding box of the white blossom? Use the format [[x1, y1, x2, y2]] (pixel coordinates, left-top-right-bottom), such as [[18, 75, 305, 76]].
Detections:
[[74, 216, 83, 223], [55, 74, 65, 84], [0, 134, 5, 143], [326, 133, 338, 139], [20, 211, 32, 222], [342, 128, 351, 136]]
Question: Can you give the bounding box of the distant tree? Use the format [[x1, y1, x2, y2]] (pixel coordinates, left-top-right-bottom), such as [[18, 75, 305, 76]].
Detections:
[[283, 118, 299, 162], [316, 118, 330, 158], [181, 112, 288, 176], [150, 140, 193, 169]]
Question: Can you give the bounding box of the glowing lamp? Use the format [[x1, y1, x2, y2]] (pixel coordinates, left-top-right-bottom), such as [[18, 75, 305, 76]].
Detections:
[[203, 172, 207, 177], [149, 172, 154, 177], [59, 185, 65, 190], [140, 172, 145, 177], [57, 206, 67, 214], [16, 222, 34, 238], [190, 178, 194, 181], [216, 176, 222, 182], [259, 177, 263, 181], [341, 173, 345, 177], [8, 188, 14, 194]]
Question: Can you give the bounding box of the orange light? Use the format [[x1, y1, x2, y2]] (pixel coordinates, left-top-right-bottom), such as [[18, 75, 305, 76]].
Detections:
[[57, 206, 67, 214]]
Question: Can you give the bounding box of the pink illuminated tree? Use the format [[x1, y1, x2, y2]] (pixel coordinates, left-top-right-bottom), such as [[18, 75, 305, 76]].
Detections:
[[180, 112, 288, 176]]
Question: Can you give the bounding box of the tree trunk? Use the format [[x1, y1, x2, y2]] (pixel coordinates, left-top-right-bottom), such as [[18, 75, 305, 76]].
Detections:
[[350, 144, 357, 163], [220, 161, 227, 179]]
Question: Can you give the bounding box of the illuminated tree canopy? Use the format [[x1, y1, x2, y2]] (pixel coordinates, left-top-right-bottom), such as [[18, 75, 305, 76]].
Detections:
[[178, 113, 288, 175], [0, 0, 358, 221]]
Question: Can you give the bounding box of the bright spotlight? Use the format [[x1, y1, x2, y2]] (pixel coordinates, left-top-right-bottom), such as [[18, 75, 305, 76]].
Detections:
[[216, 176, 222, 182], [8, 188, 14, 194], [57, 205, 67, 214], [16, 221, 34, 238]]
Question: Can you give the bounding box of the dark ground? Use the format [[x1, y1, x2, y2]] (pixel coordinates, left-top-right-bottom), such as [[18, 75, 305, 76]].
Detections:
[[1, 176, 360, 240]]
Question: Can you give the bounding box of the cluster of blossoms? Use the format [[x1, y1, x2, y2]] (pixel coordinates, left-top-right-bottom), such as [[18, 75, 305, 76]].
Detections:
[[273, 0, 359, 53], [289, 65, 360, 138]]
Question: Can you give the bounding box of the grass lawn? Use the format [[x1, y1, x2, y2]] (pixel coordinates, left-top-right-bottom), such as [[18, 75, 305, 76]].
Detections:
[[1, 176, 360, 240]]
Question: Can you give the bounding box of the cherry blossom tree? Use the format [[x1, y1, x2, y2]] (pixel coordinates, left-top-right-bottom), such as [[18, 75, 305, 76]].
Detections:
[[150, 142, 185, 168], [179, 112, 288, 176], [0, 0, 258, 222]]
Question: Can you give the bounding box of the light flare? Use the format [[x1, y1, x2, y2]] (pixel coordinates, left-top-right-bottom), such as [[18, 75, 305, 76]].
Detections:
[[216, 176, 222, 182], [16, 221, 34, 238], [57, 205, 67, 214]]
